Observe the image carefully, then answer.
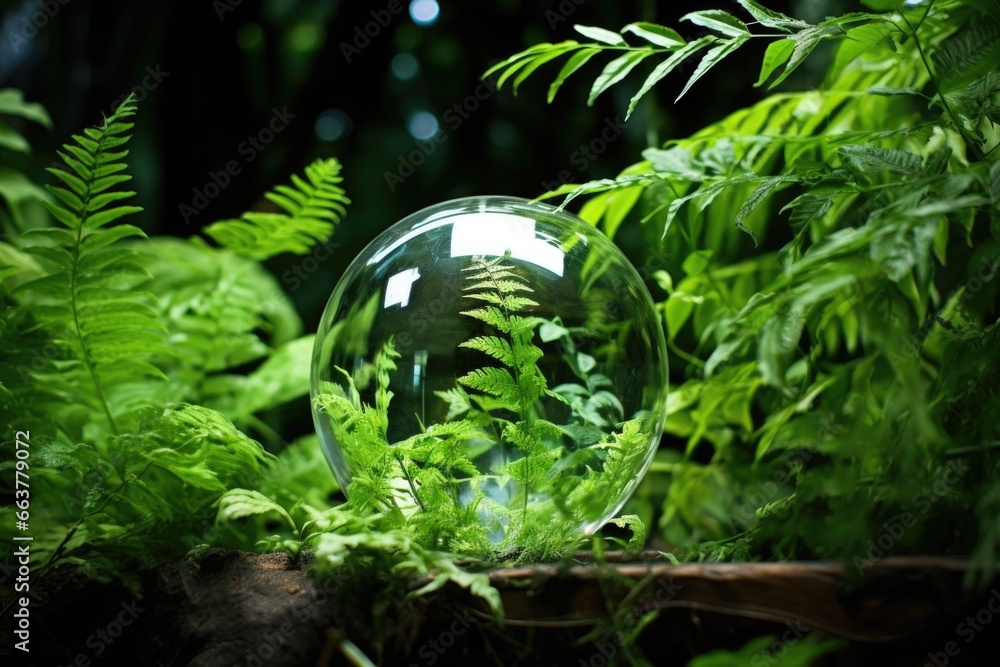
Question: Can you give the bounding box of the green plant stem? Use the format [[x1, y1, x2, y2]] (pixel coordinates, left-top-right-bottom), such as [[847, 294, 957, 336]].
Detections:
[[899, 1, 986, 162], [483, 258, 533, 527], [395, 452, 426, 511], [667, 339, 705, 369], [70, 213, 119, 437], [43, 460, 155, 572]]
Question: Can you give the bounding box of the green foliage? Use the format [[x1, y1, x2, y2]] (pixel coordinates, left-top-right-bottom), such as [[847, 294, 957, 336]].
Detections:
[[0, 91, 509, 627], [203, 157, 350, 260], [685, 632, 842, 667], [215, 487, 504, 619], [0, 88, 52, 154], [489, 0, 1000, 587], [486, 3, 901, 118], [4, 0, 999, 660], [19, 96, 163, 437], [0, 97, 350, 585], [316, 253, 657, 562]]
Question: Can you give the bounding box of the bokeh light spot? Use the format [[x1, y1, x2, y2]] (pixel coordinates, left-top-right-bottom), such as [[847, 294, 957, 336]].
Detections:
[[407, 111, 439, 140], [391, 53, 419, 81], [409, 0, 440, 27], [316, 109, 352, 142]]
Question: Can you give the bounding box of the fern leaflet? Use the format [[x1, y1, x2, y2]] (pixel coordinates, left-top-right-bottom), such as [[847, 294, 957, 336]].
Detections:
[[457, 254, 547, 415], [204, 158, 350, 260]]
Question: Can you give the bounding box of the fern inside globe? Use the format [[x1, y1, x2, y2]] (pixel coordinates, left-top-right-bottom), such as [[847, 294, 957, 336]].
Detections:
[[310, 196, 667, 557]]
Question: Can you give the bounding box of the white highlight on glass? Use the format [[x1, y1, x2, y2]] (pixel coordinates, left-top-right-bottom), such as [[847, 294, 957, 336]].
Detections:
[[384, 267, 421, 308], [450, 213, 566, 277]]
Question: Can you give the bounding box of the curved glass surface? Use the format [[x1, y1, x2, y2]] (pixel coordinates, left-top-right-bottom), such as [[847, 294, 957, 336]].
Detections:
[[310, 196, 668, 552]]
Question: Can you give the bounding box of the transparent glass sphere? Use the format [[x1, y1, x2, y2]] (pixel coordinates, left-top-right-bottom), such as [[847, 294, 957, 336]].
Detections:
[[311, 196, 667, 554]]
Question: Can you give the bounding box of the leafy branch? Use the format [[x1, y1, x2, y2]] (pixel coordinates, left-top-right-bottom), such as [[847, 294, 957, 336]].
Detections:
[[486, 1, 899, 119]]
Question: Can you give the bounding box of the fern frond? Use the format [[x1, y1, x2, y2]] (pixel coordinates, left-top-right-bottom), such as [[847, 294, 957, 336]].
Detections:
[[464, 291, 539, 311], [463, 279, 534, 295], [931, 24, 1000, 85], [15, 95, 165, 437], [433, 386, 472, 421], [457, 367, 521, 405], [457, 255, 548, 416], [204, 158, 350, 260], [487, 9, 906, 120], [459, 335, 542, 368], [460, 306, 512, 332], [141, 237, 301, 390], [374, 337, 400, 435]]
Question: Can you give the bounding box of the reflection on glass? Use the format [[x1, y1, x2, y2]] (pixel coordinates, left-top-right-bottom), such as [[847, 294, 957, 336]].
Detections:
[[450, 213, 566, 277], [413, 349, 428, 423], [383, 267, 421, 309]]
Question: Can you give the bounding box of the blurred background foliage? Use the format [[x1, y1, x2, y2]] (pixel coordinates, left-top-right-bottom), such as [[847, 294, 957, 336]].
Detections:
[[0, 0, 843, 333]]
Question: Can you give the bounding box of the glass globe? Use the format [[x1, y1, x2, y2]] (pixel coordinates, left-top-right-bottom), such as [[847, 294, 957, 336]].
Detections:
[[311, 196, 667, 555]]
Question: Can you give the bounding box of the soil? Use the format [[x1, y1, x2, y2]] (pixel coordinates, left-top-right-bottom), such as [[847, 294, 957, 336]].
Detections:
[[2, 551, 998, 666]]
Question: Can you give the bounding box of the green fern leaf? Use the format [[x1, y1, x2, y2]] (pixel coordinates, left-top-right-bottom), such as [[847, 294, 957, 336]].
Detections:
[[736, 0, 808, 32], [16, 95, 166, 437], [547, 47, 603, 103], [574, 25, 627, 46], [457, 255, 548, 415], [681, 10, 750, 38], [932, 24, 1000, 86], [677, 36, 749, 101], [837, 144, 923, 178], [374, 337, 400, 435], [622, 23, 686, 48], [627, 37, 715, 119], [433, 386, 472, 420], [464, 291, 539, 311], [588, 50, 655, 106], [460, 335, 542, 368], [460, 305, 513, 332], [463, 279, 534, 295], [204, 158, 350, 260], [457, 366, 521, 403]]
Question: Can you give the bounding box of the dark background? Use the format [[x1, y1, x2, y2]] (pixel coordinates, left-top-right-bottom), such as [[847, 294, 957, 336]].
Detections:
[[0, 0, 839, 329]]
